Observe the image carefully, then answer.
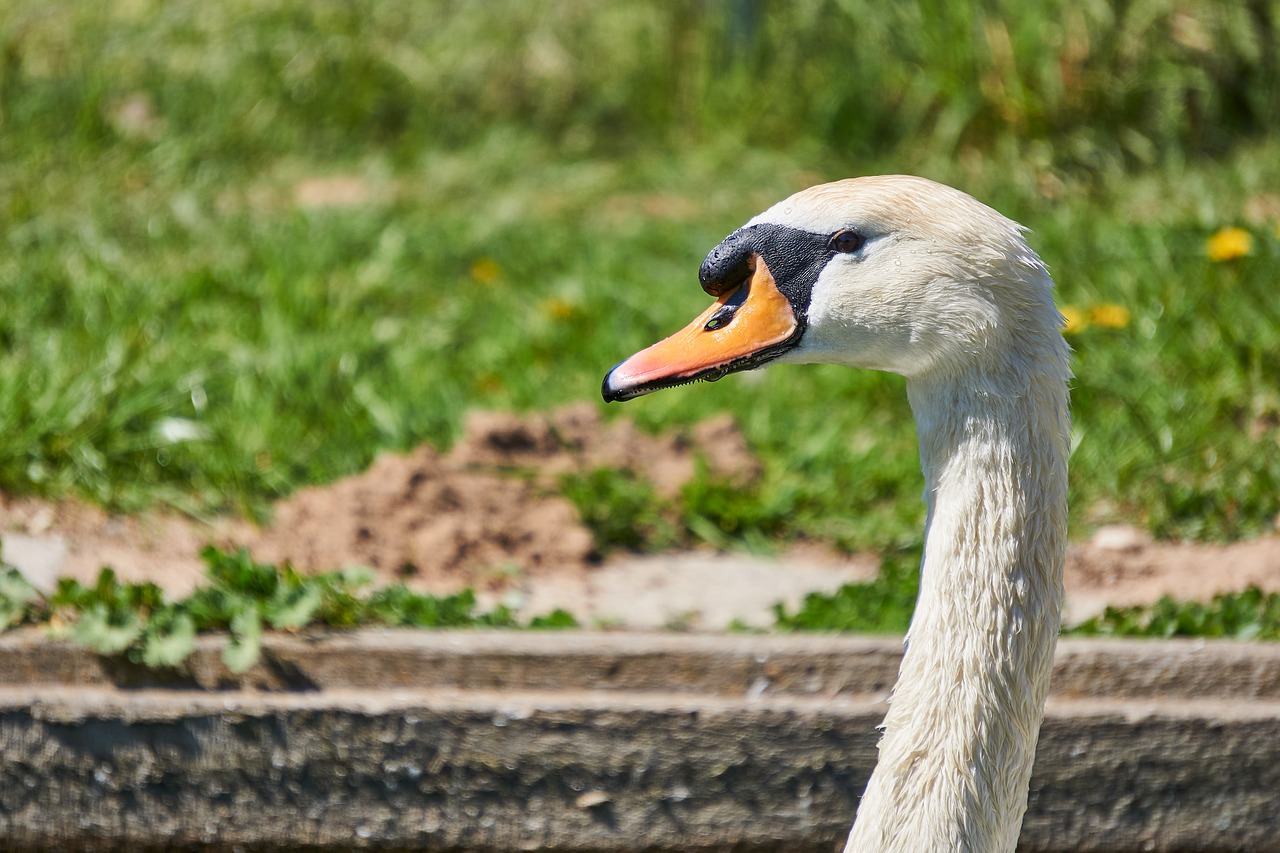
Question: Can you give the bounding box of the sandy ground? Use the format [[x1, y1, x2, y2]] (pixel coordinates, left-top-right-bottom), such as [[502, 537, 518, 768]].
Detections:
[[4, 405, 1279, 629]]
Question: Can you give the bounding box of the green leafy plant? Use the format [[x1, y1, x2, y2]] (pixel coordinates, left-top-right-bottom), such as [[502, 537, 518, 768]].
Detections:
[[140, 609, 197, 668], [6, 547, 576, 673], [0, 568, 42, 630], [772, 549, 922, 634], [1068, 586, 1280, 640]]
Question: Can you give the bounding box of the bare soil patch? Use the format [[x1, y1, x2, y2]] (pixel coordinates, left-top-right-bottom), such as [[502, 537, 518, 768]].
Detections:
[[1062, 524, 1280, 622], [244, 402, 757, 590], [2, 406, 1279, 629]]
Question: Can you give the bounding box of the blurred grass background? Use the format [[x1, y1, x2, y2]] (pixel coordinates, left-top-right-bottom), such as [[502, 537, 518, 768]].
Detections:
[[2, 0, 1279, 556]]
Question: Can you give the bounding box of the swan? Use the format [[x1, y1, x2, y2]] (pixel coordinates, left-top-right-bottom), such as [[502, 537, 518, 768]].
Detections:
[[601, 175, 1070, 852]]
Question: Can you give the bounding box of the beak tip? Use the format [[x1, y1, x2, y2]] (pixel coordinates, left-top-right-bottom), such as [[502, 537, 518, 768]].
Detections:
[[600, 365, 628, 403]]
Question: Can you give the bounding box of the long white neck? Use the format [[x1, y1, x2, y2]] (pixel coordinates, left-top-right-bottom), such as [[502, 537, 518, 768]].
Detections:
[[844, 364, 1070, 852]]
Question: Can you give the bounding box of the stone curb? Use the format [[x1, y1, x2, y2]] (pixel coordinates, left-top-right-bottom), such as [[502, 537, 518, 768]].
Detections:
[[1, 631, 1278, 852]]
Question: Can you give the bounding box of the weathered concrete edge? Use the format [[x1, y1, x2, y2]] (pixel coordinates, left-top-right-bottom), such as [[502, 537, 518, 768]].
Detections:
[[3, 628, 1279, 701], [2, 633, 1280, 851], [1, 684, 1278, 853]]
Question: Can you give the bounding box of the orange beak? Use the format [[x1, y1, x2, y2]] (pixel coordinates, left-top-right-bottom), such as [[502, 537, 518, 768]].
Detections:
[[602, 255, 802, 402]]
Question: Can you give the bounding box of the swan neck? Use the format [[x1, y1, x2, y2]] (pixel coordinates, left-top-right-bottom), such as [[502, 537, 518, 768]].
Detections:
[[845, 370, 1069, 852]]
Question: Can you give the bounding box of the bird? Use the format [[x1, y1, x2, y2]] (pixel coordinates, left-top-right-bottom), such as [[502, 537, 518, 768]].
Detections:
[[601, 175, 1071, 852]]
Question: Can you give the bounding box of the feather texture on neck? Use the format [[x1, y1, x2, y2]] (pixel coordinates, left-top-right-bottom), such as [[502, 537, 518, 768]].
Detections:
[[845, 355, 1070, 852]]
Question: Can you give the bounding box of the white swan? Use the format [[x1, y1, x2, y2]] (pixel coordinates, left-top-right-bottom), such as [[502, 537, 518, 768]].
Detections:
[[602, 175, 1070, 852]]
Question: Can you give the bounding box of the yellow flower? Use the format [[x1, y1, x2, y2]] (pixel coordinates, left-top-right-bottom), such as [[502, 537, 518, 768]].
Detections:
[[1206, 227, 1253, 262], [542, 297, 576, 320], [470, 257, 502, 284], [1060, 305, 1088, 335], [1088, 303, 1131, 329]]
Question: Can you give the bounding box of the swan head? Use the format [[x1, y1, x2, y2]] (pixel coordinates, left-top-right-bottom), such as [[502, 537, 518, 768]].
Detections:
[[602, 175, 1065, 402]]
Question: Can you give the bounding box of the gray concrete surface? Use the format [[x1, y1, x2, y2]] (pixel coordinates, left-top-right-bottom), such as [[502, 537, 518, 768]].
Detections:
[[1, 630, 1278, 852]]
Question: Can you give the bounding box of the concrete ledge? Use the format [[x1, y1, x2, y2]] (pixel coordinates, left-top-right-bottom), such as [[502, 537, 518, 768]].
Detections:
[[1, 631, 1278, 851]]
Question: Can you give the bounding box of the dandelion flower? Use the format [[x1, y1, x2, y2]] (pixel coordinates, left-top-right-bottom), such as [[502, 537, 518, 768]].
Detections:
[[470, 257, 502, 284], [542, 297, 576, 320], [1206, 227, 1253, 262], [1088, 303, 1131, 329], [1060, 305, 1088, 335]]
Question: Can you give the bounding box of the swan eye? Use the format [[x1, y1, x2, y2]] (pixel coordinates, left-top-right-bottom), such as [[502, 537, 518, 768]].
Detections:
[[830, 230, 866, 254]]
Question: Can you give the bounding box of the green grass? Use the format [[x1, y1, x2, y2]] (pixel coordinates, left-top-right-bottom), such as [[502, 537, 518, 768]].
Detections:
[[1069, 587, 1280, 641], [560, 469, 679, 553], [1, 0, 1279, 564], [772, 549, 922, 634], [0, 547, 576, 671]]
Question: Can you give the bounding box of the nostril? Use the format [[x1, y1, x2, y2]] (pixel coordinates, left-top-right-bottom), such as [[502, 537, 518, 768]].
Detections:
[[703, 308, 735, 331], [702, 281, 750, 331]]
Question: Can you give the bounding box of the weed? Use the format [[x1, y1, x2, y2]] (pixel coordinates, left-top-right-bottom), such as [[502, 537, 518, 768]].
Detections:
[[1068, 587, 1280, 640], [2, 547, 576, 672], [773, 549, 922, 634]]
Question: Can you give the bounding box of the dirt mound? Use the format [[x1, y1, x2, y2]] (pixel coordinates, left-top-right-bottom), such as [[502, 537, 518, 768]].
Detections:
[[242, 403, 759, 587], [244, 446, 592, 587]]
